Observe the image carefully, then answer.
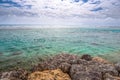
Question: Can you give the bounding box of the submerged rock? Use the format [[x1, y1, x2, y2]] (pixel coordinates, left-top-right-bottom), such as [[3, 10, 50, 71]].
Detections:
[[28, 69, 71, 80]]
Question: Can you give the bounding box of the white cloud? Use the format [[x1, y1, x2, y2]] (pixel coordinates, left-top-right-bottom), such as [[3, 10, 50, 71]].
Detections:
[[0, 0, 120, 18], [0, 0, 120, 25]]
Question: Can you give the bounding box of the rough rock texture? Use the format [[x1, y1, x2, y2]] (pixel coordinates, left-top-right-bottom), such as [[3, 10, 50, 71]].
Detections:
[[81, 54, 92, 61], [92, 57, 110, 64], [115, 63, 120, 76], [31, 54, 120, 80], [28, 69, 71, 80], [31, 53, 80, 72], [0, 69, 28, 80], [1, 54, 120, 80], [69, 63, 119, 80], [70, 64, 102, 80], [58, 62, 71, 73], [104, 73, 120, 80]]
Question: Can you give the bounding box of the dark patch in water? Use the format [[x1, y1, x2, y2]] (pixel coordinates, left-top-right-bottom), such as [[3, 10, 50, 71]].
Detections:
[[26, 50, 31, 53], [34, 38, 46, 43], [0, 52, 3, 55], [73, 40, 82, 43], [8, 47, 20, 52], [21, 45, 43, 51], [11, 51, 22, 56], [29, 45, 43, 49], [33, 48, 40, 51], [45, 46, 52, 49], [91, 43, 99, 46], [69, 49, 76, 53], [22, 47, 28, 50]]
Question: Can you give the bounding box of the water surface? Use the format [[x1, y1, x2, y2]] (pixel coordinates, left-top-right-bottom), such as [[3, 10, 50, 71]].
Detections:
[[0, 27, 120, 70]]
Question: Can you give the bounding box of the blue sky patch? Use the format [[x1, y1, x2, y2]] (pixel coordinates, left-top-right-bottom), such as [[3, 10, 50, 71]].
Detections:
[[90, 1, 101, 4], [0, 0, 22, 8], [91, 7, 103, 11], [82, 0, 88, 3], [25, 5, 32, 9], [74, 0, 80, 2]]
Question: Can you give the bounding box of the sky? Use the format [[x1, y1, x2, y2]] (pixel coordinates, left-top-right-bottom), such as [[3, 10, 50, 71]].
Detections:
[[0, 0, 120, 26]]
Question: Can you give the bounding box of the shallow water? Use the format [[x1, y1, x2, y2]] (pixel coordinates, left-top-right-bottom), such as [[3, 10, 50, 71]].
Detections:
[[0, 27, 120, 70]]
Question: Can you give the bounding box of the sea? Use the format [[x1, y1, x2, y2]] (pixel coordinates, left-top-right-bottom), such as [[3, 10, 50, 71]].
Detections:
[[0, 25, 120, 71]]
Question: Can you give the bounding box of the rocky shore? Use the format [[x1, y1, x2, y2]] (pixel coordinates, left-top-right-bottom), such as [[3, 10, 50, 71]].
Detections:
[[0, 53, 120, 80]]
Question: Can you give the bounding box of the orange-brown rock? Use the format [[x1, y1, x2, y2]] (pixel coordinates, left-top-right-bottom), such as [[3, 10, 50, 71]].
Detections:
[[28, 69, 71, 80], [92, 57, 110, 64]]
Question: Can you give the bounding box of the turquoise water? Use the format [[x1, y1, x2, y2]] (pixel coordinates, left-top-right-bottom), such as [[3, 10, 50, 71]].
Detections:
[[0, 27, 120, 70]]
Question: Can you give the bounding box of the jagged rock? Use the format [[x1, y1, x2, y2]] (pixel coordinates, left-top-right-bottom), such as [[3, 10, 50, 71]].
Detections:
[[115, 63, 120, 76], [0, 69, 28, 80], [1, 54, 120, 80], [96, 64, 118, 76], [81, 54, 92, 61], [104, 73, 120, 80], [58, 62, 71, 73], [70, 64, 102, 80], [28, 69, 71, 80], [70, 61, 118, 80], [92, 57, 110, 64], [31, 54, 119, 80], [31, 53, 81, 72]]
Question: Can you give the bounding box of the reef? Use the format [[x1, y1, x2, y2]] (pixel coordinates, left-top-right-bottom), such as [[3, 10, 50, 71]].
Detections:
[[0, 53, 120, 80]]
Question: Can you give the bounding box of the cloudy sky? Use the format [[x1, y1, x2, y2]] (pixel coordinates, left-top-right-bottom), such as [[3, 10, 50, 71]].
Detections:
[[0, 0, 120, 26]]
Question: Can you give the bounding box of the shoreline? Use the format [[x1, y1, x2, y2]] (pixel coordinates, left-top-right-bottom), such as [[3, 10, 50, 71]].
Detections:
[[0, 53, 120, 80], [0, 52, 120, 72]]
